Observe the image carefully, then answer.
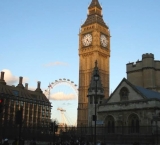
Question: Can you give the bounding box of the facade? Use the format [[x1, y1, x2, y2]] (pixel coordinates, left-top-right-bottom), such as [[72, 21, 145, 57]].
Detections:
[[87, 55, 160, 144], [88, 53, 160, 127], [78, 0, 110, 127], [98, 78, 160, 128], [0, 71, 51, 129]]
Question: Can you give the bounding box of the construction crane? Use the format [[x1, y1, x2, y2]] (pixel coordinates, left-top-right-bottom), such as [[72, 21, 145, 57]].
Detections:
[[57, 108, 67, 126], [57, 107, 76, 127]]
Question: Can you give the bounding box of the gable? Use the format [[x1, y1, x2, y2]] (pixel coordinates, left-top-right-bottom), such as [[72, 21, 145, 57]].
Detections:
[[108, 80, 144, 103]]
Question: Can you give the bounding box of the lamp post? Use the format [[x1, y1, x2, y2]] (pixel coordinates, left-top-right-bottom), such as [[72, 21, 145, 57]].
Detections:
[[94, 71, 99, 145]]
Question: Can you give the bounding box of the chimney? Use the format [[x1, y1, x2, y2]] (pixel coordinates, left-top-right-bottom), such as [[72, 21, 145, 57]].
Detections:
[[25, 83, 28, 90], [1, 72, 5, 80], [35, 81, 42, 93], [0, 71, 6, 85], [16, 76, 24, 89], [37, 81, 41, 89], [19, 77, 23, 84]]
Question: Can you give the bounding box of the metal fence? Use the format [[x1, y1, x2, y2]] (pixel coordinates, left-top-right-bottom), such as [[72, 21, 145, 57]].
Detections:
[[0, 126, 159, 144], [57, 126, 160, 144]]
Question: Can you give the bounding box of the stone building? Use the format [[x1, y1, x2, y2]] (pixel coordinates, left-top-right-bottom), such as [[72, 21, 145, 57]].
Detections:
[[127, 53, 160, 92], [0, 71, 51, 129], [87, 55, 160, 144], [95, 54, 160, 129]]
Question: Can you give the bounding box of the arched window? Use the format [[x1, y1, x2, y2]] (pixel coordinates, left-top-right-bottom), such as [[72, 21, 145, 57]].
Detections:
[[119, 87, 129, 101], [128, 114, 140, 133], [104, 115, 115, 133]]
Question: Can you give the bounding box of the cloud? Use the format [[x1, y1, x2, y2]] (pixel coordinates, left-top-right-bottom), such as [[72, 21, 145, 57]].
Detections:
[[50, 92, 77, 100], [43, 61, 68, 67], [0, 69, 28, 85]]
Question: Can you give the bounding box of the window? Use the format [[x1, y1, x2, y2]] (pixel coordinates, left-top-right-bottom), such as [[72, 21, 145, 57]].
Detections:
[[128, 114, 139, 133], [20, 101, 24, 106], [104, 115, 115, 133], [12, 90, 19, 96], [120, 87, 129, 101], [16, 101, 19, 105]]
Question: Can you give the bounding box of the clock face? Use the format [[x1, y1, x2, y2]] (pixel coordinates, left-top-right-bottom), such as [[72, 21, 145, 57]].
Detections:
[[82, 34, 92, 46], [100, 34, 108, 47]]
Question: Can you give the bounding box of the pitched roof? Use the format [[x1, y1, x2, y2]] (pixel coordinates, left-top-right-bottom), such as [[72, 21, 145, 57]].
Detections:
[[81, 0, 108, 28], [103, 78, 160, 104], [0, 84, 14, 96], [82, 14, 108, 28], [135, 86, 160, 100]]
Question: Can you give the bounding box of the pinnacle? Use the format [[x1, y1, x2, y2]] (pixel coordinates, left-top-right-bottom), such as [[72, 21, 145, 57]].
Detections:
[[88, 0, 102, 10]]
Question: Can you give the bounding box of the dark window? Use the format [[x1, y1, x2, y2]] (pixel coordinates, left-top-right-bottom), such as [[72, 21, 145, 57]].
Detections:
[[105, 116, 115, 133], [13, 90, 19, 96], [128, 114, 139, 133], [120, 87, 129, 101]]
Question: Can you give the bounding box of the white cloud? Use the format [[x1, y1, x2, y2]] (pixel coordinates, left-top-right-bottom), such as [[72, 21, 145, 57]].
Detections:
[[0, 69, 28, 85], [50, 92, 76, 100], [43, 61, 68, 67]]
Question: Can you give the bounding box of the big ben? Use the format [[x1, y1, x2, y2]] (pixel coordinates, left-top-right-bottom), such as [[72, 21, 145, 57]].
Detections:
[[77, 0, 110, 126]]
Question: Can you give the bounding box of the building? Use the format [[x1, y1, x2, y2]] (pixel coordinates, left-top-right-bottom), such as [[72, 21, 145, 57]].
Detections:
[[127, 53, 160, 92], [87, 54, 160, 144], [76, 0, 160, 144], [78, 0, 110, 127], [0, 71, 51, 131]]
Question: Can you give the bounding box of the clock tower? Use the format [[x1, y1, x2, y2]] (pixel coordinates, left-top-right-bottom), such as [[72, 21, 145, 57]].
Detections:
[[77, 0, 110, 126]]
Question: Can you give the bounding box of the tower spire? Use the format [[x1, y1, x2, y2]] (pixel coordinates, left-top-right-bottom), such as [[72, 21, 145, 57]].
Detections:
[[88, 0, 102, 10], [81, 0, 108, 28]]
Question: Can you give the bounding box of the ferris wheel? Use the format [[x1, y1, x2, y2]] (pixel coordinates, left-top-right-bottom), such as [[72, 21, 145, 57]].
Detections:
[[44, 78, 78, 126], [44, 78, 78, 100]]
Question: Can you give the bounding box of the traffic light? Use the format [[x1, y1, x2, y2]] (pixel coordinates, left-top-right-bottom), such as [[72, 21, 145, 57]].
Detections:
[[49, 122, 54, 132], [0, 99, 4, 114], [92, 115, 97, 121], [15, 109, 22, 125]]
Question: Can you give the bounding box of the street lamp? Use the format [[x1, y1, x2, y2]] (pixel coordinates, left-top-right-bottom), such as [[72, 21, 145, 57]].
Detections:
[[94, 71, 99, 145]]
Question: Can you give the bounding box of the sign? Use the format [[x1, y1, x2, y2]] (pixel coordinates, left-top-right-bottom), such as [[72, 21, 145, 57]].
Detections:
[[96, 120, 104, 125], [92, 120, 104, 126]]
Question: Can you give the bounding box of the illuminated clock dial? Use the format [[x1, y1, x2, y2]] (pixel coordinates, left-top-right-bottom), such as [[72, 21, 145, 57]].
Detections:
[[100, 34, 108, 47], [82, 34, 92, 46]]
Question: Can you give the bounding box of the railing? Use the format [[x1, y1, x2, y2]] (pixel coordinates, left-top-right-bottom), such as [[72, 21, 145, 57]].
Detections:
[[0, 126, 159, 144]]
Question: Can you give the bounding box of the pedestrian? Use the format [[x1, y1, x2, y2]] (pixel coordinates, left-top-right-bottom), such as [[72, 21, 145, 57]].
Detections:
[[12, 138, 18, 145], [3, 139, 9, 145]]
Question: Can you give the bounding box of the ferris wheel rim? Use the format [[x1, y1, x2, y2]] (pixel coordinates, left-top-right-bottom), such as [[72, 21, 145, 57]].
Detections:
[[44, 78, 78, 100]]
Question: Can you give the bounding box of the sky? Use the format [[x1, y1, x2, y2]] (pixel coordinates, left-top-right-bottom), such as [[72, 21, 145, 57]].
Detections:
[[0, 0, 160, 125]]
